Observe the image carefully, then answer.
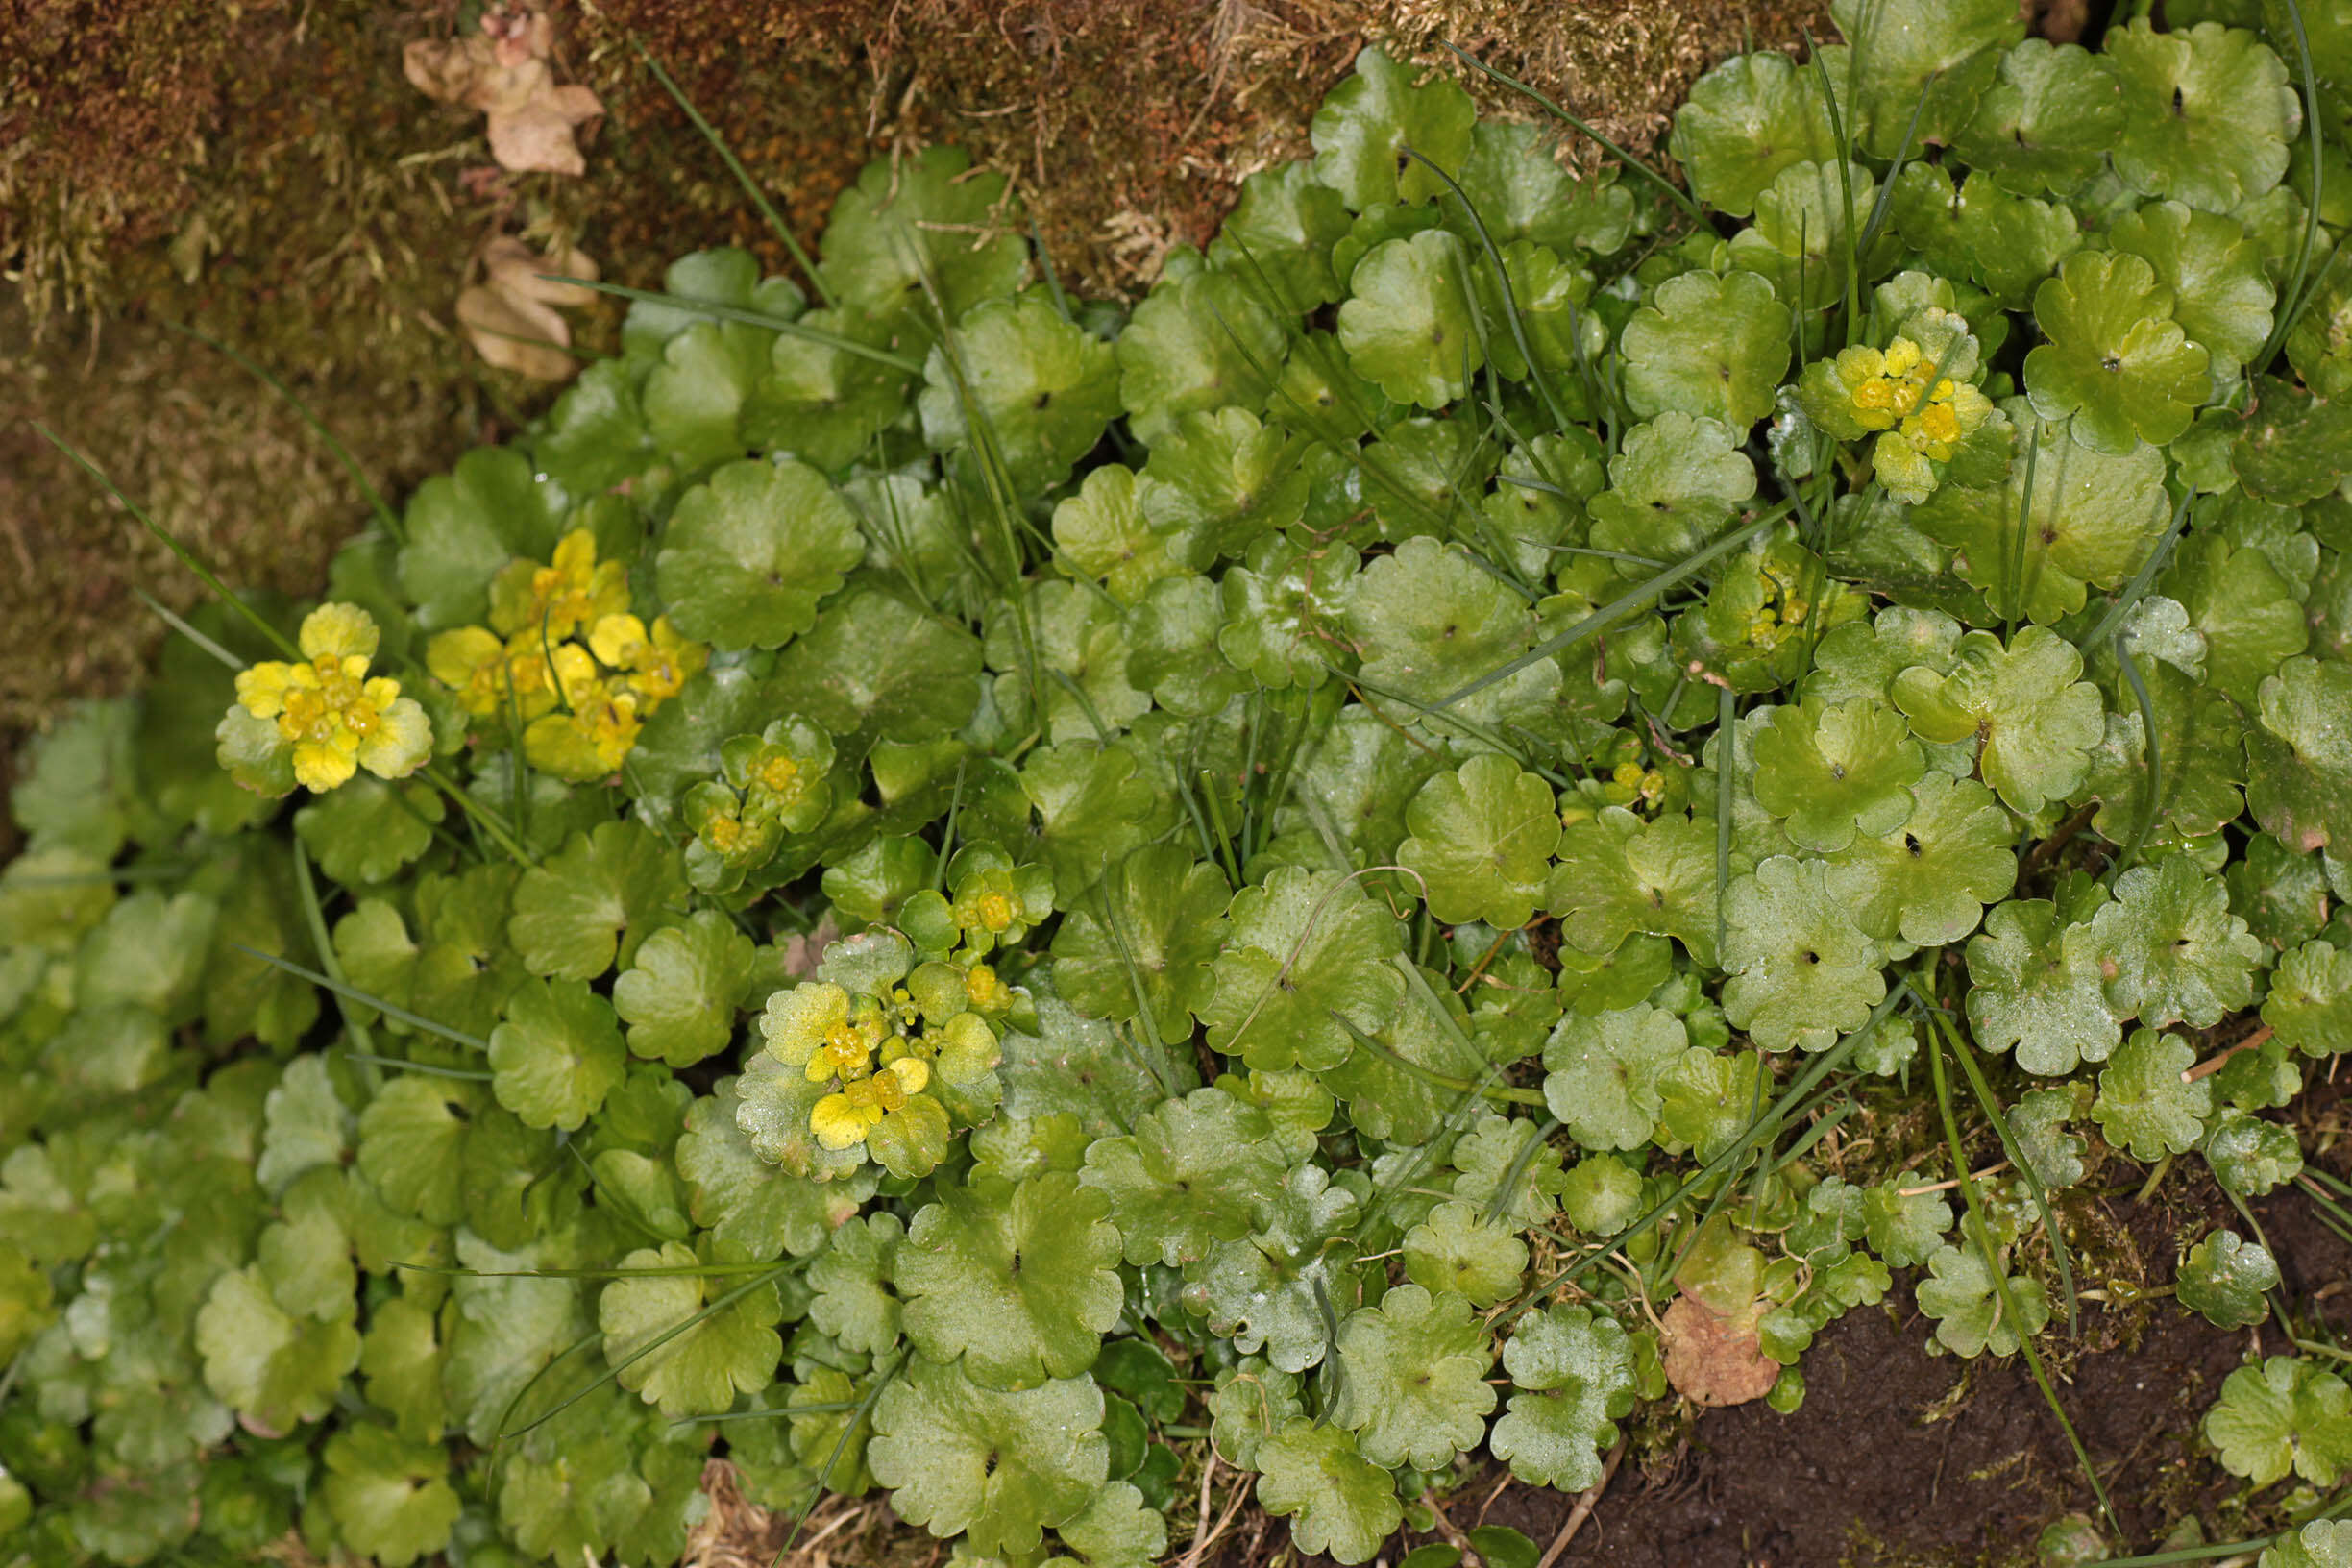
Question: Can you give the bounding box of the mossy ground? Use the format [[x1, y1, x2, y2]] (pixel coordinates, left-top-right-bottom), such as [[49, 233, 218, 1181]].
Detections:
[[2, 0, 1827, 742]]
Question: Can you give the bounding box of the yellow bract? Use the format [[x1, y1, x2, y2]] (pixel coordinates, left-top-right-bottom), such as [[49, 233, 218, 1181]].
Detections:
[[811, 1057, 931, 1151], [234, 604, 430, 792]]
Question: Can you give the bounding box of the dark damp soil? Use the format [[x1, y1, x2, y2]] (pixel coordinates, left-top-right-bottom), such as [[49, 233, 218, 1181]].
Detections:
[[1475, 1299, 2235, 1568], [1249, 1069, 2352, 1568]]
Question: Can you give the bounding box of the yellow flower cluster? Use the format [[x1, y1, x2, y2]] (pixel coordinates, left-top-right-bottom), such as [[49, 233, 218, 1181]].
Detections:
[[1743, 555, 1814, 654], [762, 968, 1004, 1168], [1825, 336, 1993, 504], [1605, 760, 1667, 811], [424, 530, 705, 782], [233, 604, 431, 792], [769, 982, 960, 1152]]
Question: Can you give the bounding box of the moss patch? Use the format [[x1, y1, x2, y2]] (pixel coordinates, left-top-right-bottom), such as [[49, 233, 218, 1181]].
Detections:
[[2, 0, 1826, 739]]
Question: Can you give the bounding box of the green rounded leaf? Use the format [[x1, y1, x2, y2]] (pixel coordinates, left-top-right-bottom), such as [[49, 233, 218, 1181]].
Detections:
[[1490, 1304, 1636, 1490], [919, 295, 1121, 495], [1399, 753, 1560, 929], [1952, 40, 2122, 196], [655, 459, 864, 650], [2076, 855, 2262, 1029], [321, 1423, 459, 1568], [509, 821, 688, 982], [2108, 201, 2274, 371], [1328, 1283, 1495, 1471], [1202, 866, 1406, 1073], [611, 911, 758, 1068], [1669, 51, 1841, 218], [2204, 1355, 2352, 1487], [1402, 1201, 1529, 1308], [485, 976, 625, 1132], [1338, 231, 1479, 409], [1752, 695, 1925, 854], [1915, 1237, 2050, 1358], [2264, 939, 2352, 1058], [598, 1240, 782, 1417], [867, 1358, 1109, 1556], [1966, 896, 2119, 1076], [2091, 1027, 2213, 1161], [2247, 657, 2352, 856], [1311, 47, 1476, 211], [1893, 626, 2104, 816], [2022, 251, 2208, 454], [1254, 1419, 1403, 1566], [817, 146, 1025, 321], [2108, 19, 2295, 214], [1542, 1002, 1687, 1152], [1721, 856, 1886, 1053], [898, 1171, 1124, 1390], [1079, 1088, 1287, 1268], [1621, 269, 1792, 429]]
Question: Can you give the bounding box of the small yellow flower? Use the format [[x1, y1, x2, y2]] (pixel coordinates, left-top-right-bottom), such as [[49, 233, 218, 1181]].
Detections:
[[521, 669, 641, 782], [490, 529, 629, 640], [704, 811, 746, 854], [233, 605, 429, 792], [589, 613, 707, 714], [965, 964, 1007, 1013], [426, 626, 568, 721], [764, 983, 850, 1070], [756, 753, 799, 797], [804, 1016, 882, 1085]]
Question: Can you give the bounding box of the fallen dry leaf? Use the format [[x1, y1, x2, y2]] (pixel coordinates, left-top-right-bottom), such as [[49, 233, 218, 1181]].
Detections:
[[456, 237, 598, 380], [1660, 1293, 1779, 1408], [404, 4, 601, 177], [777, 915, 844, 981]]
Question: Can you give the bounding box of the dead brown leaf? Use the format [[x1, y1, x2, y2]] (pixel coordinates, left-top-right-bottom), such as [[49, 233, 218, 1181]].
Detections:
[[404, 3, 602, 177], [1659, 1293, 1778, 1408], [456, 236, 597, 380]]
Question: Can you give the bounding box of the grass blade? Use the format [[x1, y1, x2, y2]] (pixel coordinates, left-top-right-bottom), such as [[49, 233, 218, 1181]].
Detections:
[[230, 943, 492, 1053], [504, 1262, 795, 1440], [32, 420, 301, 661], [630, 39, 832, 308], [2107, 634, 2163, 883], [1441, 41, 1707, 225], [2255, 0, 2325, 372], [134, 587, 244, 674], [1436, 504, 1788, 709], [1925, 1002, 2119, 1539], [161, 320, 404, 542], [2080, 486, 2194, 653], [1400, 144, 1573, 437], [1940, 1017, 2079, 1337], [771, 1356, 904, 1568], [541, 276, 920, 372]]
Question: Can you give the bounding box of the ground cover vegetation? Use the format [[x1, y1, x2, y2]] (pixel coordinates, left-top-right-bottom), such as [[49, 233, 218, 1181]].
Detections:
[[8, 2, 2352, 1564]]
